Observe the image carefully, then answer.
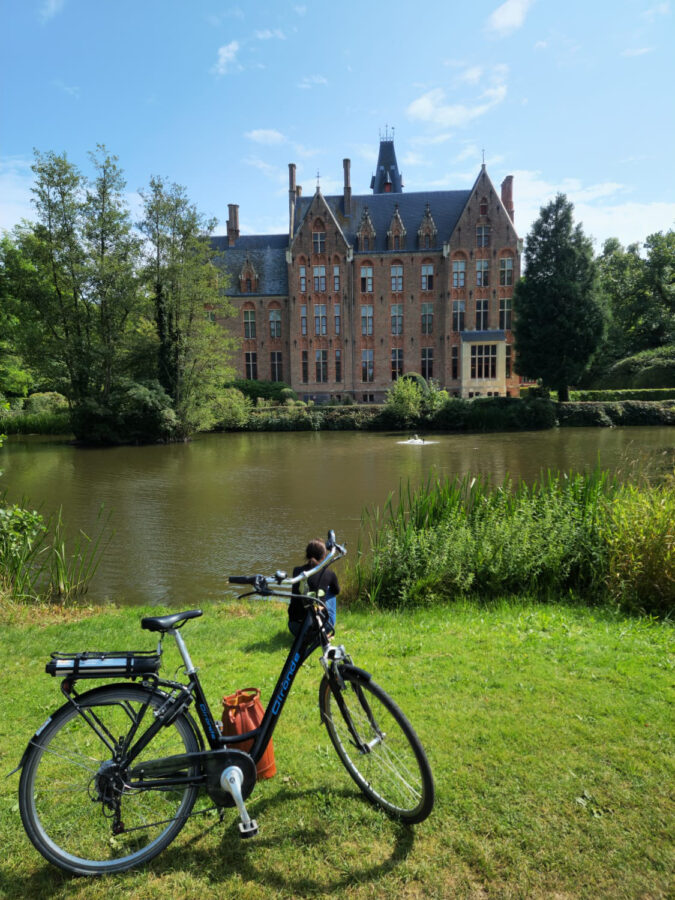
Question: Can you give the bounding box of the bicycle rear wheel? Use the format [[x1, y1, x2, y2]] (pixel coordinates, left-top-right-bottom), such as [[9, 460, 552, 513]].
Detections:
[[319, 671, 434, 824], [19, 684, 200, 875]]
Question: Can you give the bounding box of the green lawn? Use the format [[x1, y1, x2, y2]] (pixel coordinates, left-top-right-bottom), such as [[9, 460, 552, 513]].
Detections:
[[0, 600, 672, 899]]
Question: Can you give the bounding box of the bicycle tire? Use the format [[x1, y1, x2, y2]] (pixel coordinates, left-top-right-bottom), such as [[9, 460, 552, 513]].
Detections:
[[19, 683, 200, 875], [319, 671, 434, 824]]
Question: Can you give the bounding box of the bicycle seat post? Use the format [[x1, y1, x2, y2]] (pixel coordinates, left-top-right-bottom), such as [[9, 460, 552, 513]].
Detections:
[[170, 628, 196, 675]]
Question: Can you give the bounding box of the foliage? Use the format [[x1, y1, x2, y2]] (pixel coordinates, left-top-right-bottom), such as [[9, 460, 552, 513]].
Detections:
[[70, 379, 179, 444], [601, 475, 675, 617], [0, 498, 108, 601], [514, 194, 606, 401], [226, 379, 294, 403], [24, 391, 68, 414], [570, 387, 675, 401], [381, 377, 424, 427], [556, 400, 675, 427], [429, 397, 557, 432], [353, 470, 616, 610], [138, 177, 238, 436], [596, 343, 675, 389], [213, 388, 252, 430], [0, 410, 71, 435]]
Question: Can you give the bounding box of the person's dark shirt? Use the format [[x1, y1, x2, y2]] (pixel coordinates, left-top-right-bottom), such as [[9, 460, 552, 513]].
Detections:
[[288, 563, 340, 624]]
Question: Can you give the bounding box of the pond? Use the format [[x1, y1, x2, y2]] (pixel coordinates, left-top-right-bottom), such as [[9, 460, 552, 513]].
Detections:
[[1, 427, 673, 606]]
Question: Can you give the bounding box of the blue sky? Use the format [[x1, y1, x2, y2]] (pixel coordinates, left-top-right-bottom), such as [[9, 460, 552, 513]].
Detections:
[[1, 0, 674, 251]]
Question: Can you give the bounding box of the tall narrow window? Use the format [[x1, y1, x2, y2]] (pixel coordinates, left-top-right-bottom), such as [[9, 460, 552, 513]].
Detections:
[[452, 300, 465, 332], [361, 305, 373, 336], [394, 235, 400, 250], [335, 349, 342, 382], [313, 232, 325, 253], [243, 309, 256, 339], [421, 348, 433, 380], [391, 264, 403, 292], [363, 236, 370, 251], [476, 260, 489, 287], [299, 265, 307, 293], [314, 304, 327, 336], [245, 351, 257, 380], [361, 349, 374, 382], [499, 298, 512, 330], [451, 345, 459, 379], [476, 225, 490, 248], [421, 302, 433, 334], [316, 349, 328, 383], [333, 265, 340, 292], [301, 350, 308, 383], [421, 264, 434, 291], [300, 305, 307, 336], [453, 259, 466, 288], [360, 265, 373, 293], [269, 308, 281, 338], [470, 344, 497, 379], [500, 257, 513, 286], [391, 348, 403, 380], [476, 298, 489, 330], [270, 351, 282, 381], [505, 344, 512, 378], [313, 265, 326, 292], [334, 303, 341, 335], [391, 303, 403, 335]]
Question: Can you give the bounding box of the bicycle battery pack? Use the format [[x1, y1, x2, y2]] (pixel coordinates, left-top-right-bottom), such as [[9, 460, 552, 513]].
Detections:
[[46, 650, 161, 679]]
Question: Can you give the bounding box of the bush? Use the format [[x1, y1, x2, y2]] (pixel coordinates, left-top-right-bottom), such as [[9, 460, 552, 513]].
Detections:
[[71, 380, 179, 444], [279, 387, 298, 402], [213, 388, 252, 430], [597, 345, 675, 389], [429, 397, 557, 432], [602, 477, 675, 617], [24, 392, 68, 414], [557, 401, 675, 427], [225, 379, 292, 403], [380, 378, 423, 428], [570, 388, 675, 401]]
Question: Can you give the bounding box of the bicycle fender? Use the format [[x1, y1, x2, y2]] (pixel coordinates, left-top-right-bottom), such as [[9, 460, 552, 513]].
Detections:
[[340, 663, 371, 682]]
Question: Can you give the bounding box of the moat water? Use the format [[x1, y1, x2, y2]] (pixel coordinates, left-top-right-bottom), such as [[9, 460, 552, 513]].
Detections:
[[1, 427, 673, 606]]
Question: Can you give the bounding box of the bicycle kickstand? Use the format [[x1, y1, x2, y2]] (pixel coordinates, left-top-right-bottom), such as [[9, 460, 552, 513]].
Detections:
[[220, 766, 259, 838]]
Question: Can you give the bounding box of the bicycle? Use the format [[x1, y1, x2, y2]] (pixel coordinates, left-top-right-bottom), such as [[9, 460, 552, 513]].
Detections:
[[12, 531, 434, 876]]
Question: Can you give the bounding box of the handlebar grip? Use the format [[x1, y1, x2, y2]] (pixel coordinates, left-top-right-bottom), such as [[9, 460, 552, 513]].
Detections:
[[229, 575, 257, 585]]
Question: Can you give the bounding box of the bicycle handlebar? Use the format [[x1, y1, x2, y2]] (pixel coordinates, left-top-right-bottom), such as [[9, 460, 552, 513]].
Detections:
[[228, 530, 346, 596]]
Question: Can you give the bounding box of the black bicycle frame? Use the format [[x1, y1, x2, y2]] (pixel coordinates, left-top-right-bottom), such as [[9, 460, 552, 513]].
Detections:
[[189, 604, 321, 764]]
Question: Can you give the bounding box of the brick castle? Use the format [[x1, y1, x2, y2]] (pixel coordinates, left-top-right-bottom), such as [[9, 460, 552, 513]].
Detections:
[[214, 136, 522, 401]]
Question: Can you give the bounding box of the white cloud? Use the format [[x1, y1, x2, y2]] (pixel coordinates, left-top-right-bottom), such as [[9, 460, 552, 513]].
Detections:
[[410, 133, 454, 147], [622, 47, 653, 56], [38, 0, 65, 24], [53, 79, 80, 98], [0, 158, 35, 232], [458, 66, 483, 85], [407, 84, 507, 129], [642, 2, 670, 21], [511, 169, 675, 249], [293, 5, 307, 15], [212, 41, 240, 75], [245, 129, 286, 145], [534, 40, 547, 49], [486, 0, 535, 37], [255, 29, 285, 40], [244, 158, 287, 185], [401, 152, 430, 167], [456, 144, 480, 162], [298, 74, 327, 89]]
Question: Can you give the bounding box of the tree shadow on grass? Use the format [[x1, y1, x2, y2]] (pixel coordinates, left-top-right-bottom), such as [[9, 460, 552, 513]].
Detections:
[[242, 629, 292, 654], [152, 785, 417, 896]]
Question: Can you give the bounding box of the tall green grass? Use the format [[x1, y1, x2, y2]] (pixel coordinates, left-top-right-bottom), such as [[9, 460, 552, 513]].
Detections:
[[349, 469, 674, 617], [0, 499, 109, 602], [0, 410, 72, 435]]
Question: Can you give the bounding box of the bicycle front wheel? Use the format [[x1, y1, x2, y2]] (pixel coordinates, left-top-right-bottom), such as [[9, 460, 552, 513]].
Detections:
[[319, 670, 434, 824], [19, 684, 200, 875]]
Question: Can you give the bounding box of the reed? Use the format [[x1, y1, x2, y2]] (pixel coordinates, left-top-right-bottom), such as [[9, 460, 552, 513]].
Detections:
[[0, 410, 72, 435]]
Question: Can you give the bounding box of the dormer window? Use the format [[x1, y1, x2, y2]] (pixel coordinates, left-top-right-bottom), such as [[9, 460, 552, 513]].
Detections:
[[245, 278, 252, 292], [417, 203, 437, 250], [313, 231, 326, 254], [480, 196, 488, 216]]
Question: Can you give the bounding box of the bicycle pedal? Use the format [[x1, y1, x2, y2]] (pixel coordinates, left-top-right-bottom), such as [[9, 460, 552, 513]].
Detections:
[[238, 819, 258, 838]]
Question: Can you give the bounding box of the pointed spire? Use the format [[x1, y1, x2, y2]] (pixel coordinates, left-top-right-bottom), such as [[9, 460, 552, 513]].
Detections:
[[371, 132, 403, 194]]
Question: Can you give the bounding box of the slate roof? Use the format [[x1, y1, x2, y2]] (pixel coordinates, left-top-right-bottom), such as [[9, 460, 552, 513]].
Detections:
[[212, 234, 288, 297], [370, 139, 403, 194], [293, 189, 471, 254]]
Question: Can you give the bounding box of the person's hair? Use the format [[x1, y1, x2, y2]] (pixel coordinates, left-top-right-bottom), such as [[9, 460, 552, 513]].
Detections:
[[305, 539, 326, 565]]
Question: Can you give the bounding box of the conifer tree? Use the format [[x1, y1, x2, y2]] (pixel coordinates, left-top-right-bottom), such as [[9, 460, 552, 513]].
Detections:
[[513, 194, 605, 401]]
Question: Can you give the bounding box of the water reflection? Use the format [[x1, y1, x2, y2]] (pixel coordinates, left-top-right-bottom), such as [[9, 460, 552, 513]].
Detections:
[[1, 428, 672, 606]]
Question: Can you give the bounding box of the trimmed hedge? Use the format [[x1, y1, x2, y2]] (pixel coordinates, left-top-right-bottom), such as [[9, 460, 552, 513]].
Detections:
[[570, 388, 675, 401], [557, 400, 675, 427]]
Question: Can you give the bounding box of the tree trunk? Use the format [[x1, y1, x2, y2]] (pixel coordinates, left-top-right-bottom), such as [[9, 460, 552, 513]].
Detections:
[[557, 385, 570, 402]]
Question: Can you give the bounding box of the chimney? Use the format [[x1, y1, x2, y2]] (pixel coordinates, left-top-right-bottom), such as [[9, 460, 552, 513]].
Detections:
[[227, 204, 240, 246], [501, 176, 514, 222], [288, 163, 297, 239], [296, 184, 302, 198], [343, 158, 352, 213]]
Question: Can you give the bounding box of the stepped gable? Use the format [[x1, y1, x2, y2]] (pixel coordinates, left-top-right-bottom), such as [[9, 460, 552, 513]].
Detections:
[[212, 234, 288, 296], [293, 189, 471, 253]]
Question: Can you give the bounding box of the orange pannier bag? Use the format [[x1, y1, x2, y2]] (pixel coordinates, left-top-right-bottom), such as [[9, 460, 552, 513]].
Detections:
[[221, 687, 277, 779]]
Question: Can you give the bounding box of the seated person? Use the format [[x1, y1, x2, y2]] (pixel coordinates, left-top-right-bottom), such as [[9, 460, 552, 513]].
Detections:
[[288, 539, 339, 636]]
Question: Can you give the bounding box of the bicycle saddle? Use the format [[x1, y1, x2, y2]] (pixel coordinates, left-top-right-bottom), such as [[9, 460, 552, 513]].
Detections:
[[141, 609, 203, 632]]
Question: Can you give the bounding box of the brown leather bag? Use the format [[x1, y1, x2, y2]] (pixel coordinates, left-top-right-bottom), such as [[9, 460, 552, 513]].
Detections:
[[221, 687, 277, 779]]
